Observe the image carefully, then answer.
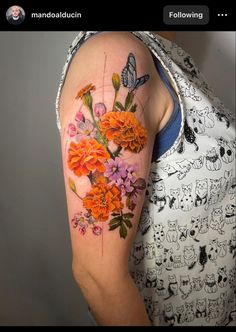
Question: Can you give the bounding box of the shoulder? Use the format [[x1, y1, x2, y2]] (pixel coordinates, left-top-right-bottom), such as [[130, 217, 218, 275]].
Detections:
[[60, 32, 161, 129], [70, 31, 155, 67], [62, 31, 158, 89]]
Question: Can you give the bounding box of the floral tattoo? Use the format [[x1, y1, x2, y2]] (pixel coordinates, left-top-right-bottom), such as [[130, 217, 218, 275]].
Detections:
[[67, 53, 149, 239]]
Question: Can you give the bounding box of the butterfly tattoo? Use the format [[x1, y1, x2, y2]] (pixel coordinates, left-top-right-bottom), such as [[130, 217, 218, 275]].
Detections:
[[121, 53, 150, 92]]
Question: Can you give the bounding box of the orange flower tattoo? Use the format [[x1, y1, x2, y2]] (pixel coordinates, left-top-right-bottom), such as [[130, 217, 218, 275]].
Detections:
[[67, 139, 110, 176], [99, 111, 147, 153], [83, 183, 123, 222], [76, 83, 96, 99], [68, 53, 149, 238]]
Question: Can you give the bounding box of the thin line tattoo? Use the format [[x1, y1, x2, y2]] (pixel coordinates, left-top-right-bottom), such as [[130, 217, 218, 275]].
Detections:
[[66, 52, 150, 239], [102, 52, 107, 104]]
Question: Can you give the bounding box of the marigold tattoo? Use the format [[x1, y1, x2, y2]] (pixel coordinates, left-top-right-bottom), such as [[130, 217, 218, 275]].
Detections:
[[67, 53, 149, 239]]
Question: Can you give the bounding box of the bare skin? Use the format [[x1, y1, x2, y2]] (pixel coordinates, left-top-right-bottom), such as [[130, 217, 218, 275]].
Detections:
[[11, 6, 21, 18], [59, 31, 176, 326]]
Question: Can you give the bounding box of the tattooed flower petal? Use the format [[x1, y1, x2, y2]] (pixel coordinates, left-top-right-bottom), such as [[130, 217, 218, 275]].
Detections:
[[68, 139, 110, 177], [68, 177, 77, 193], [112, 73, 121, 91], [75, 111, 85, 122], [94, 103, 107, 117], [68, 123, 77, 137], [99, 111, 147, 153], [76, 84, 95, 99], [92, 225, 102, 236], [104, 157, 127, 181], [83, 183, 123, 222]]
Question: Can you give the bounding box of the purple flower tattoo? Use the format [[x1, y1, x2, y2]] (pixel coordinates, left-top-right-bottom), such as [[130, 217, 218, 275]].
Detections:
[[104, 158, 127, 181]]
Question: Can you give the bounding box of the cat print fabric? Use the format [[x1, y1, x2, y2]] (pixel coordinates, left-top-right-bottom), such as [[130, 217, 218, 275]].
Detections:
[[127, 32, 236, 327], [56, 31, 236, 326]]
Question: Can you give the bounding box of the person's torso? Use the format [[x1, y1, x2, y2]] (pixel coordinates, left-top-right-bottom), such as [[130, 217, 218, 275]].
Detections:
[[126, 31, 235, 327]]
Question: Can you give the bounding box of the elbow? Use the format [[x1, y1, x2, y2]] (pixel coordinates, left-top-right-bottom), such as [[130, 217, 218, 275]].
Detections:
[[72, 259, 102, 300], [71, 256, 129, 295]]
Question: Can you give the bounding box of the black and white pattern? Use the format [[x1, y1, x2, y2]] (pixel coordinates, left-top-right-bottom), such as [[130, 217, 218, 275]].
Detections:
[[128, 32, 236, 326]]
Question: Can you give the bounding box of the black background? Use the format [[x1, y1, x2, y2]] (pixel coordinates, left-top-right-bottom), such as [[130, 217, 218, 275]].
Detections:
[[0, 0, 234, 30]]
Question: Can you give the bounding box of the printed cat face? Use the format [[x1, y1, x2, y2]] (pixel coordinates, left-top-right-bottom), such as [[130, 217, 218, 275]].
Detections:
[[168, 220, 178, 229], [198, 106, 210, 117], [174, 72, 184, 81], [178, 225, 187, 233], [156, 255, 163, 265], [168, 274, 177, 283], [210, 178, 222, 193], [225, 204, 235, 214], [164, 303, 173, 313], [182, 184, 192, 195], [185, 301, 194, 311], [193, 276, 201, 284], [207, 147, 218, 157], [188, 106, 197, 117], [170, 188, 180, 196], [217, 137, 228, 146], [209, 239, 218, 248], [218, 240, 227, 248], [196, 299, 206, 310], [205, 273, 216, 283], [199, 245, 206, 252], [208, 299, 218, 309], [145, 242, 155, 250], [196, 179, 208, 190], [180, 275, 190, 284], [162, 164, 176, 173], [150, 170, 160, 182], [157, 278, 164, 287], [191, 216, 201, 224], [217, 266, 227, 275], [173, 255, 182, 263], [184, 246, 195, 259], [177, 159, 192, 170], [147, 268, 157, 279], [212, 206, 223, 217], [155, 180, 165, 192], [153, 223, 164, 232]]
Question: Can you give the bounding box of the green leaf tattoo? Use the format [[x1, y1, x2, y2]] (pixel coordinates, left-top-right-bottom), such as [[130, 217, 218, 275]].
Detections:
[[68, 53, 149, 239]]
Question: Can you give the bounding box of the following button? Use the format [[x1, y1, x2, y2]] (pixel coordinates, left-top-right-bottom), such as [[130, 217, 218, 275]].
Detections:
[[163, 5, 209, 25]]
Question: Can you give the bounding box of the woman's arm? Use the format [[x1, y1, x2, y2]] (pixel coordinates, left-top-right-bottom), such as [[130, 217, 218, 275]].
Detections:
[[59, 32, 161, 326]]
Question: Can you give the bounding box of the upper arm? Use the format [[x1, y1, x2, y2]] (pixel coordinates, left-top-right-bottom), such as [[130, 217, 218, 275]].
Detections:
[[59, 32, 158, 282]]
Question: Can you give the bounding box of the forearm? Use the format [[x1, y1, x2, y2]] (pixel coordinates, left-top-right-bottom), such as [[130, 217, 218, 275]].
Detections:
[[76, 271, 151, 326]]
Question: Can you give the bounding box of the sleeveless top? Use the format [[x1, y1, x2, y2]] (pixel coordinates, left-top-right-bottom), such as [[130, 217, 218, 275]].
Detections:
[[55, 31, 236, 326]]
